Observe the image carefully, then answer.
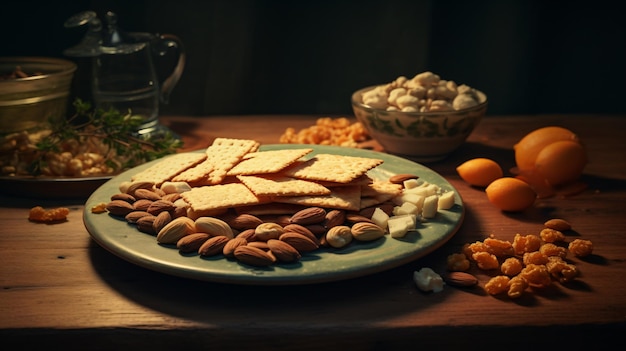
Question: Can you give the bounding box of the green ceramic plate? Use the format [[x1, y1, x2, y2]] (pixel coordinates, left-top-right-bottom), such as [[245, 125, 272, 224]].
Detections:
[[83, 144, 464, 285]]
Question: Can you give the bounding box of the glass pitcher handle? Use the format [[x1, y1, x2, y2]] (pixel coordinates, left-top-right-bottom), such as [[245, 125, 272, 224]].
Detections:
[[155, 34, 186, 104]]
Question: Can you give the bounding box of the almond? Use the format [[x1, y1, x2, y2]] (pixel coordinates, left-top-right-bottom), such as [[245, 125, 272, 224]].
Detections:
[[134, 188, 162, 201], [147, 199, 176, 215], [235, 228, 257, 241], [279, 232, 319, 252], [289, 207, 326, 225], [223, 237, 248, 258], [227, 213, 264, 230], [105, 200, 135, 216], [444, 271, 478, 287], [152, 211, 172, 233], [233, 245, 275, 266], [283, 224, 319, 244], [136, 215, 157, 234], [267, 239, 301, 262], [345, 213, 374, 224], [133, 199, 153, 212], [350, 222, 385, 241], [125, 210, 151, 223], [389, 173, 419, 184], [157, 216, 195, 244], [195, 217, 234, 239], [198, 235, 230, 256], [323, 209, 346, 229], [177, 233, 211, 253], [126, 181, 155, 195], [544, 218, 572, 231], [161, 192, 182, 202], [111, 193, 136, 203], [247, 241, 270, 251]]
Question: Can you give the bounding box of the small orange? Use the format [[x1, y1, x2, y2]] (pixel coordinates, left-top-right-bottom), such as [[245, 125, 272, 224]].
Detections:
[[514, 126, 580, 171], [534, 140, 587, 186], [485, 177, 537, 212], [456, 158, 503, 187]]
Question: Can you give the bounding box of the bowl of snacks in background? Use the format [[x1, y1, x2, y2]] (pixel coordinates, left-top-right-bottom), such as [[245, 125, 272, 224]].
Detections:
[[351, 71, 487, 162], [0, 57, 77, 134]]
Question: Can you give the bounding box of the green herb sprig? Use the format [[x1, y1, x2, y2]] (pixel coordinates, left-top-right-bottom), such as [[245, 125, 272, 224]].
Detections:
[[31, 99, 183, 175]]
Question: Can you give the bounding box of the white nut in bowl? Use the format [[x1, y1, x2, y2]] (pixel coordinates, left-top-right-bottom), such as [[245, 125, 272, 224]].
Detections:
[[351, 71, 487, 162]]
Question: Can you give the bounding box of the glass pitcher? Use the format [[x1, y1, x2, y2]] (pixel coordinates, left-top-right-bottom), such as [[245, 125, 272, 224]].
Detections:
[[64, 11, 185, 136]]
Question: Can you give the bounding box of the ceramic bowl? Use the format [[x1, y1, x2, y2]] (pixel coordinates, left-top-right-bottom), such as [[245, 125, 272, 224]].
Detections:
[[351, 85, 487, 162], [0, 57, 76, 134]]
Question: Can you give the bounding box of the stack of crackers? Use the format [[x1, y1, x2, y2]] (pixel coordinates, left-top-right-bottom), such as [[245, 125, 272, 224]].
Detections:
[[130, 137, 403, 218]]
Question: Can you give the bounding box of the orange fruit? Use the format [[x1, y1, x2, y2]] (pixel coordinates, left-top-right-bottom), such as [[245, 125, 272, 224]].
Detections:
[[485, 177, 537, 212], [456, 158, 503, 187], [534, 140, 587, 186], [514, 126, 580, 171]]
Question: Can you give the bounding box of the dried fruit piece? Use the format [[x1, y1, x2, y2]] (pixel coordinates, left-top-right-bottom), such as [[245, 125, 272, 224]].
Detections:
[[28, 206, 70, 222], [456, 158, 503, 187]]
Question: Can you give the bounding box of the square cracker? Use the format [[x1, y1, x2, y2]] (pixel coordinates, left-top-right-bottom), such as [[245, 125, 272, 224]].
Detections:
[[273, 185, 361, 211], [237, 174, 331, 197], [283, 153, 383, 184], [181, 182, 266, 214], [172, 138, 259, 185], [130, 152, 207, 186], [227, 148, 313, 175]]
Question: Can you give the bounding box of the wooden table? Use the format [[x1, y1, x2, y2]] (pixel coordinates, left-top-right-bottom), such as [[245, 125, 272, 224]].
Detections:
[[1, 114, 625, 350]]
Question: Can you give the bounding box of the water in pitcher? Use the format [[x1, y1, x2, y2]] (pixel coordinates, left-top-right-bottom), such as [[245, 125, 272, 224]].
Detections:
[[93, 83, 160, 130]]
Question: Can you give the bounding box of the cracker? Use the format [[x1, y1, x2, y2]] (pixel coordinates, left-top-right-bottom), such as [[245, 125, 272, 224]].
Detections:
[[227, 148, 313, 175], [273, 185, 361, 211], [234, 203, 308, 216], [317, 174, 374, 188], [237, 174, 331, 197], [173, 138, 259, 185], [359, 180, 403, 209], [283, 153, 383, 183], [181, 183, 267, 215], [130, 152, 207, 186]]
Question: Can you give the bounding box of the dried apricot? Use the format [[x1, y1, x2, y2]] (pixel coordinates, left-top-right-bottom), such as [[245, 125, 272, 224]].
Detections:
[[456, 158, 503, 187], [485, 177, 536, 212]]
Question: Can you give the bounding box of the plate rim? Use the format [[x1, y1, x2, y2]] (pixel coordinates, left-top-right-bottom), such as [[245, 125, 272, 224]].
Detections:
[[83, 144, 464, 285]]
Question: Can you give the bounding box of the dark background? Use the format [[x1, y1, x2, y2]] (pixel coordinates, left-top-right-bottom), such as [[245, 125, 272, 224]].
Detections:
[[3, 0, 625, 117]]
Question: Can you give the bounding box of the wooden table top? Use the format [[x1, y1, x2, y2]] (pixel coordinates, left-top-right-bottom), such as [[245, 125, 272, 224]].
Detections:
[[1, 114, 625, 350]]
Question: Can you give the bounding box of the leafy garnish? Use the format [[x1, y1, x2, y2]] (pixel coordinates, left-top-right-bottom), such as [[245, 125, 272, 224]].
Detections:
[[30, 99, 183, 175]]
